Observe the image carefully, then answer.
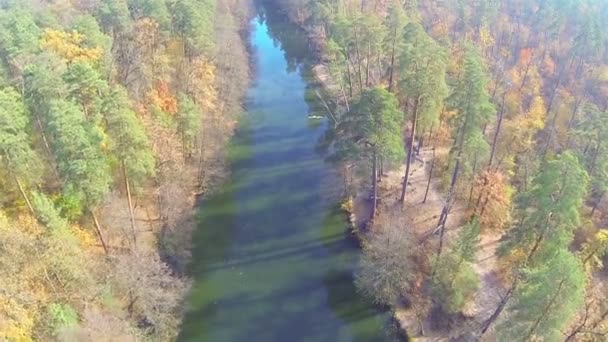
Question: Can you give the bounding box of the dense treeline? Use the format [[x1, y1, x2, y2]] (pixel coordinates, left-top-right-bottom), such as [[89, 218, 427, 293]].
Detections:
[[273, 0, 608, 340], [0, 0, 249, 340]]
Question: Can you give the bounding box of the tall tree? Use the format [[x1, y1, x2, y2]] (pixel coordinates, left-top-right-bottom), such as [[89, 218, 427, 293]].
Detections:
[[496, 249, 585, 341], [436, 45, 493, 244], [0, 87, 41, 213], [332, 87, 404, 217], [102, 86, 155, 249], [431, 219, 480, 313], [384, 0, 407, 92], [398, 23, 447, 202], [483, 152, 589, 334], [46, 99, 112, 251]]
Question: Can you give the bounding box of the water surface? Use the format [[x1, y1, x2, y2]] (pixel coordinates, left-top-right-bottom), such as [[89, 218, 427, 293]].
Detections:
[[179, 6, 387, 341]]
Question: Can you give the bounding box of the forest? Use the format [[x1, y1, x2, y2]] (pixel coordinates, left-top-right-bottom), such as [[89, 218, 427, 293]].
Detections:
[[2, 0, 608, 341], [271, 0, 608, 340], [0, 0, 249, 340]]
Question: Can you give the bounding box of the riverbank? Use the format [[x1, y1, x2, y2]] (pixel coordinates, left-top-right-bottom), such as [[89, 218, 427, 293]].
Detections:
[[273, 3, 507, 340]]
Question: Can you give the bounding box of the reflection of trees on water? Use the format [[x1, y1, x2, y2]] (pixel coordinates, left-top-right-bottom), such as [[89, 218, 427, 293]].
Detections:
[[255, 0, 311, 72]]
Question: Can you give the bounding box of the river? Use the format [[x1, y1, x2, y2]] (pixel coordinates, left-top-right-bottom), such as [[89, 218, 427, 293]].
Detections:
[[178, 3, 388, 341]]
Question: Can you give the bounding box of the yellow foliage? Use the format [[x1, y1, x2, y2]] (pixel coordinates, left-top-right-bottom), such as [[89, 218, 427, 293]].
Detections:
[[188, 57, 218, 112], [0, 296, 35, 342], [40, 29, 102, 63], [71, 225, 97, 250], [479, 27, 494, 51]]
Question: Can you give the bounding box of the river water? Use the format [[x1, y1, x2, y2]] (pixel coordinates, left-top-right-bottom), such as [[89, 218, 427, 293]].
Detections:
[[178, 4, 387, 341]]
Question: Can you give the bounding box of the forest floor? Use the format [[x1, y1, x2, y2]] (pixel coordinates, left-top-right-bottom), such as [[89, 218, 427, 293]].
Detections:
[[353, 144, 504, 340]]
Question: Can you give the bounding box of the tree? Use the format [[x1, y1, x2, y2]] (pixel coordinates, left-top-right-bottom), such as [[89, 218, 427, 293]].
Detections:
[[331, 87, 404, 217], [384, 0, 408, 92], [0, 87, 41, 214], [482, 152, 589, 334], [96, 0, 132, 36], [499, 152, 589, 264], [356, 214, 415, 306], [46, 99, 112, 250], [436, 45, 493, 252], [127, 0, 171, 32], [176, 93, 202, 157], [571, 104, 608, 215], [64, 61, 108, 119], [102, 86, 155, 248], [172, 0, 217, 56], [398, 23, 447, 202], [431, 219, 480, 314], [0, 6, 40, 73], [496, 249, 585, 341]]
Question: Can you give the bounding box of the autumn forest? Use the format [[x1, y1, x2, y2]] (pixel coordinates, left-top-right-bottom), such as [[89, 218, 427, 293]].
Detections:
[[1, 0, 607, 341]]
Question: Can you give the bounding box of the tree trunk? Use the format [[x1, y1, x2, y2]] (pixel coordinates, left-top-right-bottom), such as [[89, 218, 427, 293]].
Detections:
[[590, 191, 604, 217], [354, 30, 364, 93], [123, 162, 137, 250], [468, 157, 479, 205], [345, 54, 354, 98], [388, 31, 397, 93], [91, 210, 109, 255], [401, 97, 420, 203], [524, 278, 567, 341], [423, 147, 435, 204], [365, 39, 371, 87], [371, 150, 378, 218], [14, 174, 34, 215], [481, 280, 517, 334], [488, 101, 506, 167]]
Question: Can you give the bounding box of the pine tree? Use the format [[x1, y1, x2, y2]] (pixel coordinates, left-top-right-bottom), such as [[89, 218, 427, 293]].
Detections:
[[332, 87, 404, 216], [0, 86, 41, 213], [436, 45, 494, 254], [176, 93, 202, 157], [102, 86, 155, 248], [482, 152, 589, 334], [431, 219, 480, 313], [499, 152, 589, 263], [398, 23, 448, 202], [497, 249, 585, 341]]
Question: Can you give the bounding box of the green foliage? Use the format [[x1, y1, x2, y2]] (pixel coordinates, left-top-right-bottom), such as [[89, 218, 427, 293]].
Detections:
[[24, 54, 68, 110], [102, 86, 155, 183], [497, 249, 585, 341], [47, 303, 78, 334], [64, 62, 108, 118], [31, 191, 69, 231], [499, 152, 589, 263], [446, 45, 494, 169], [128, 0, 171, 31], [46, 99, 111, 211], [0, 6, 40, 61], [172, 0, 217, 54], [332, 87, 404, 162], [0, 86, 41, 180], [399, 22, 447, 132], [177, 93, 202, 153], [97, 0, 132, 34], [572, 104, 608, 193], [431, 220, 480, 313]]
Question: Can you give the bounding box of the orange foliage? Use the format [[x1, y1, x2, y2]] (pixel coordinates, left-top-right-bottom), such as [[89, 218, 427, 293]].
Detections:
[[472, 170, 513, 231], [40, 29, 102, 63], [188, 56, 217, 111], [518, 48, 534, 66], [147, 81, 178, 115]]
